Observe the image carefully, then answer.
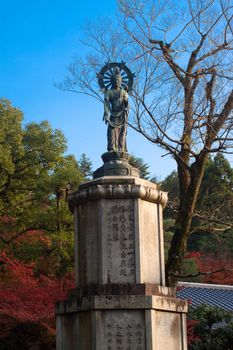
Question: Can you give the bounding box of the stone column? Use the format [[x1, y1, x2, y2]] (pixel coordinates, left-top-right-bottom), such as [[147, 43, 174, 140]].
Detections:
[[56, 153, 188, 350]]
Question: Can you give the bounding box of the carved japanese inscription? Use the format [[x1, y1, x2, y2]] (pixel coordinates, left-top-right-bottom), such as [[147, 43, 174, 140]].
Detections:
[[105, 200, 135, 283], [103, 311, 145, 350]]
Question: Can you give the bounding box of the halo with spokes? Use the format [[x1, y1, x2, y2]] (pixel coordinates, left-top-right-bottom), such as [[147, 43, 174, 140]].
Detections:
[[97, 62, 135, 92]]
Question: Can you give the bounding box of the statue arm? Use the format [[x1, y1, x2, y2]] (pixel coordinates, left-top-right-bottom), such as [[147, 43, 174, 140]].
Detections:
[[124, 91, 129, 116], [103, 92, 111, 124]]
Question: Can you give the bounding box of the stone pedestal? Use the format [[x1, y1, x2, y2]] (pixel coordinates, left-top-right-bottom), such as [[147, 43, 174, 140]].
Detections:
[[68, 176, 167, 288], [56, 294, 187, 350], [56, 156, 188, 349]]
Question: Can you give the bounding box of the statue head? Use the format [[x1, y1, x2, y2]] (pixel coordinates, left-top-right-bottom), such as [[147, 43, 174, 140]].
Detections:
[[111, 67, 122, 89]]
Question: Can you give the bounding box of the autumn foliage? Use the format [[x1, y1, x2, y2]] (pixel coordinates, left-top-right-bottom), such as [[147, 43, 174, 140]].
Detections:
[[0, 250, 74, 348], [185, 251, 233, 285], [0, 251, 74, 324]]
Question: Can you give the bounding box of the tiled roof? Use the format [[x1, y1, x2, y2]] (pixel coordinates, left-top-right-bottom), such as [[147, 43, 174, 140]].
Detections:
[[177, 282, 233, 311]]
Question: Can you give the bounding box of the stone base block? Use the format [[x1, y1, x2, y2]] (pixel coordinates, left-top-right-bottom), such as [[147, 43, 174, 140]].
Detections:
[[56, 295, 188, 350], [93, 151, 140, 178]]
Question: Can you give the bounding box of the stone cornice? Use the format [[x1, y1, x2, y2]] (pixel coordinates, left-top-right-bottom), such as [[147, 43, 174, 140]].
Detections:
[[56, 295, 188, 315], [68, 177, 168, 211]]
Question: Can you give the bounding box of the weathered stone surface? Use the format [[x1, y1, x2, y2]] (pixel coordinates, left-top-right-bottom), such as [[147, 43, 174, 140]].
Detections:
[[73, 201, 165, 287], [103, 199, 135, 284], [75, 201, 100, 286], [68, 176, 167, 211], [56, 295, 188, 314], [56, 295, 188, 350], [102, 311, 145, 350], [151, 310, 187, 349], [56, 175, 187, 349], [56, 311, 92, 350], [135, 199, 165, 285], [67, 283, 177, 298], [70, 176, 167, 288]]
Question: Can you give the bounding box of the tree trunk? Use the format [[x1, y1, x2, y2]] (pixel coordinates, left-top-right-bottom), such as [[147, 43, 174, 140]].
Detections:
[[165, 153, 209, 286], [56, 189, 64, 232]]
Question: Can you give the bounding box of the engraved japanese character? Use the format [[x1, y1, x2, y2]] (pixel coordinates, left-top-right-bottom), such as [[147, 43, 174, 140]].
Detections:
[[120, 232, 127, 240], [113, 231, 119, 241], [112, 215, 118, 222], [128, 257, 135, 268], [128, 232, 134, 240], [128, 243, 134, 250], [128, 213, 134, 221], [119, 214, 126, 223], [135, 331, 142, 337], [121, 251, 126, 258], [120, 259, 126, 267], [127, 338, 132, 344], [111, 205, 118, 214], [120, 268, 127, 276], [120, 206, 125, 212], [120, 241, 127, 250]]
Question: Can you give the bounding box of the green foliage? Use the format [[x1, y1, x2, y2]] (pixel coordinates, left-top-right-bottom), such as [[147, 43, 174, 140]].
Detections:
[[161, 171, 179, 220], [189, 304, 233, 350], [180, 258, 201, 283], [189, 230, 233, 257], [160, 154, 233, 259], [78, 153, 93, 180], [161, 171, 179, 202], [189, 154, 233, 256], [164, 218, 200, 280], [163, 218, 175, 260], [0, 99, 24, 183], [196, 153, 233, 222], [161, 154, 233, 221], [129, 154, 150, 179], [0, 99, 83, 277]]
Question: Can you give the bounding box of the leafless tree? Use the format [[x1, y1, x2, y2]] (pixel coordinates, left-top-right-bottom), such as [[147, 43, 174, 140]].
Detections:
[[60, 0, 233, 286]]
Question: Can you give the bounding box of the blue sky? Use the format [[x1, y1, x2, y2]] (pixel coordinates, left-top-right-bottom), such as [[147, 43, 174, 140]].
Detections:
[[0, 0, 175, 179]]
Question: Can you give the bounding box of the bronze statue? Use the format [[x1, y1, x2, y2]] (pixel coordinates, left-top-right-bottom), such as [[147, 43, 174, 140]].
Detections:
[[97, 62, 134, 152]]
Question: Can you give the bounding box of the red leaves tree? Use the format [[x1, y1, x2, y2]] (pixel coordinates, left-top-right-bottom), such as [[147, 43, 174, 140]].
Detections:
[[0, 251, 74, 326]]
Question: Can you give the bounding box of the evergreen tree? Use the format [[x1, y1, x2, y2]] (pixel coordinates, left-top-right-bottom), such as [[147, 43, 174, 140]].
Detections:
[[78, 153, 93, 180], [129, 155, 150, 180], [0, 99, 83, 276]]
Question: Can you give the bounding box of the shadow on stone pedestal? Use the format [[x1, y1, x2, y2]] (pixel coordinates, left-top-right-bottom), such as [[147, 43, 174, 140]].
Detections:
[[93, 151, 139, 178]]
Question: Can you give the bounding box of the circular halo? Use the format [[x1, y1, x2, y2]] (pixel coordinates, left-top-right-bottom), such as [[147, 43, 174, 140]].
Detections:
[[97, 62, 135, 92]]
